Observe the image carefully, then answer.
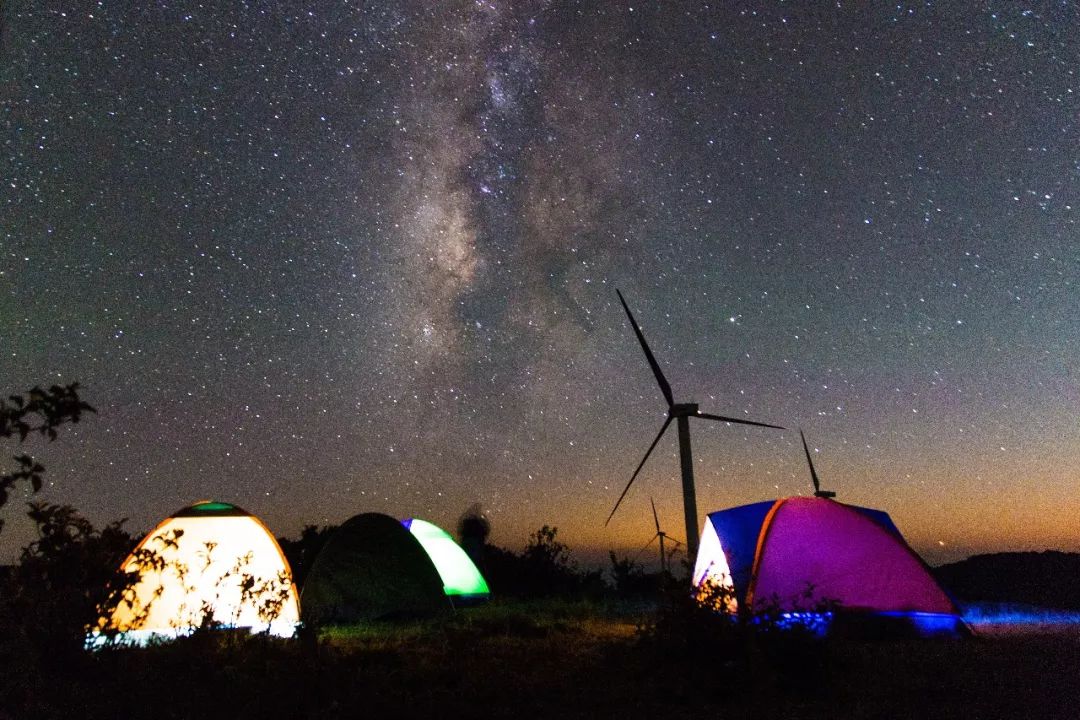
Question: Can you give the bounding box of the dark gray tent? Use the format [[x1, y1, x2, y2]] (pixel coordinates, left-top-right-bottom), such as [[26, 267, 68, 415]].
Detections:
[[301, 513, 448, 623]]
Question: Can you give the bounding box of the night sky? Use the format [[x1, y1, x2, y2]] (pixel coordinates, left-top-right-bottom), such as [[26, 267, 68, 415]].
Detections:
[[3, 2, 1078, 566]]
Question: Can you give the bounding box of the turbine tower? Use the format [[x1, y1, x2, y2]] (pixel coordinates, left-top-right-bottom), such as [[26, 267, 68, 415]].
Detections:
[[800, 429, 836, 498], [642, 497, 682, 574], [607, 289, 784, 559]]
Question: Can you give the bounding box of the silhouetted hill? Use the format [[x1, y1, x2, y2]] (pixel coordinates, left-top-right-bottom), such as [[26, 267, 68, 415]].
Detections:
[[934, 551, 1080, 610]]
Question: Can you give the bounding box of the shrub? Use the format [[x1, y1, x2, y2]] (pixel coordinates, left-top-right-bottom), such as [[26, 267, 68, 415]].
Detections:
[[1, 503, 136, 662], [479, 526, 605, 600], [640, 577, 836, 693]]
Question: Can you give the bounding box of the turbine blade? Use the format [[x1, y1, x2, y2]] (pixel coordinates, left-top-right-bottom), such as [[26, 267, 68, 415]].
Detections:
[[694, 411, 785, 430], [800, 428, 822, 494], [634, 533, 660, 559], [605, 416, 674, 526], [616, 289, 674, 406], [650, 496, 660, 533]]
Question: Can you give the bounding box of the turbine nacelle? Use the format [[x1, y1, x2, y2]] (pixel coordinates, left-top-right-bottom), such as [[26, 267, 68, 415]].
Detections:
[[669, 403, 699, 416]]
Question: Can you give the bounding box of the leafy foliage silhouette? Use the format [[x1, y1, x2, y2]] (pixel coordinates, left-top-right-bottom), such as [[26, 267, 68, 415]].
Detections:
[[471, 524, 604, 599], [640, 574, 838, 694], [277, 523, 336, 587], [98, 537, 297, 642], [1, 503, 137, 664], [608, 551, 657, 597], [0, 383, 94, 529]]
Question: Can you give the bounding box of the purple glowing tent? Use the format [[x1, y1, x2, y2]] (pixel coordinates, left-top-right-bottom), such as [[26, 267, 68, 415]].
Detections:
[[693, 496, 964, 634]]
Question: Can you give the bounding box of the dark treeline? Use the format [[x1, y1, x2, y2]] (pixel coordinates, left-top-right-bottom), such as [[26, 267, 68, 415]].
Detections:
[[934, 551, 1080, 610], [278, 518, 666, 601]]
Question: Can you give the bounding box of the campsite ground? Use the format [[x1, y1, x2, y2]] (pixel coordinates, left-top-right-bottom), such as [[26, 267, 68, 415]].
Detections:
[[14, 601, 1080, 719]]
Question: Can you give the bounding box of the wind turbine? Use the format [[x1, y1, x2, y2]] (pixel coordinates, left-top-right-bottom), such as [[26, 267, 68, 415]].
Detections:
[[799, 429, 836, 498], [638, 497, 683, 574], [606, 289, 785, 559]]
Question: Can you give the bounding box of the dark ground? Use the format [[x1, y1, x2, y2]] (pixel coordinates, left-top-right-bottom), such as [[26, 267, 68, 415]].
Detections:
[[7, 601, 1080, 720]]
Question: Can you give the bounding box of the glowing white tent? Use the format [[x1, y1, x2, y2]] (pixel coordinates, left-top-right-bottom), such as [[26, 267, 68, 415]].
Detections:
[[91, 501, 300, 646]]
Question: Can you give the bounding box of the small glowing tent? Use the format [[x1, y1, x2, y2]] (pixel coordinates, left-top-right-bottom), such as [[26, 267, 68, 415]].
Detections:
[[301, 513, 448, 623], [402, 518, 490, 604], [693, 496, 965, 635], [92, 501, 300, 646]]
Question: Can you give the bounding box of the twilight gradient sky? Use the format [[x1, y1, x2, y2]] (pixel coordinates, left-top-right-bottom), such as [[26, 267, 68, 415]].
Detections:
[[2, 2, 1078, 565]]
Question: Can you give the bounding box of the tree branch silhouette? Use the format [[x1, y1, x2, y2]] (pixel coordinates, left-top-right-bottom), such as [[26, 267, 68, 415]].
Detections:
[[0, 383, 95, 526]]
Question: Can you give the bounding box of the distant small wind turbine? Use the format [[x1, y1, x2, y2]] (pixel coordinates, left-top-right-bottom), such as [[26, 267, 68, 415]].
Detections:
[[607, 289, 785, 559], [638, 497, 682, 575], [800, 429, 836, 498]]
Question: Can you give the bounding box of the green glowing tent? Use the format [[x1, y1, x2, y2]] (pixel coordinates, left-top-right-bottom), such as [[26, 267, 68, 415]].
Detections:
[[403, 517, 490, 604], [301, 513, 448, 623]]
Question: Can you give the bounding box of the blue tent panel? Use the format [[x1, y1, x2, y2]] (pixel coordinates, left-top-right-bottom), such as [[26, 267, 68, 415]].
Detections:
[[851, 506, 903, 539], [704, 501, 775, 598]]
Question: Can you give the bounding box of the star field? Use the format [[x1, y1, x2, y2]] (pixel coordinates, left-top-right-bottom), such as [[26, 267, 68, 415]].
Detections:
[[2, 2, 1078, 565]]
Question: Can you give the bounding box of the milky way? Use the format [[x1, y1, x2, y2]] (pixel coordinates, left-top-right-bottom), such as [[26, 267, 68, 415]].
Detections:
[[2, 2, 1078, 565]]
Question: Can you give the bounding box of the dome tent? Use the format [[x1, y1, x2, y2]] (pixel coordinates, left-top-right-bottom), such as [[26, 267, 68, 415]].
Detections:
[[302, 513, 448, 623], [402, 517, 490, 605], [91, 501, 300, 646], [693, 496, 965, 636]]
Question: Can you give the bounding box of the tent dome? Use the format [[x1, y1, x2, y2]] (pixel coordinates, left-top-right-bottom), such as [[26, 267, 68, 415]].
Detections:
[[93, 500, 300, 646], [302, 513, 448, 623], [693, 497, 964, 634]]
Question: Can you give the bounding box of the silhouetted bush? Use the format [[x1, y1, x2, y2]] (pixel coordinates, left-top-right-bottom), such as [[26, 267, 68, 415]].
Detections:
[[639, 577, 835, 694], [278, 523, 337, 587], [608, 551, 673, 599], [0, 503, 141, 716], [478, 525, 605, 600], [1, 504, 135, 661]]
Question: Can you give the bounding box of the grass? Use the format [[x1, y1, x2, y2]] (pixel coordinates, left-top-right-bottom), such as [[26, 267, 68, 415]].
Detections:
[[320, 598, 640, 646], [6, 599, 1080, 719]]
